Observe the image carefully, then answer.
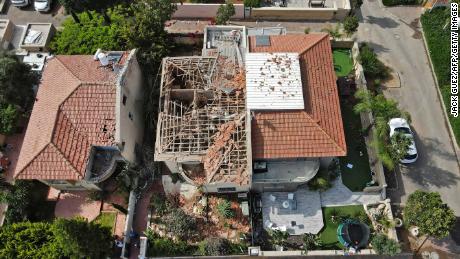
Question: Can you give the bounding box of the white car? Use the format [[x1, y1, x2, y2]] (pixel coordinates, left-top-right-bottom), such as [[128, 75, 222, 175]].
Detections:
[[10, 0, 30, 7], [34, 0, 52, 12], [389, 118, 418, 164]]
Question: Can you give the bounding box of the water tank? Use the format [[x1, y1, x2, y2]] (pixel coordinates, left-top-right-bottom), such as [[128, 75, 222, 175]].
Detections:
[[97, 52, 109, 66]]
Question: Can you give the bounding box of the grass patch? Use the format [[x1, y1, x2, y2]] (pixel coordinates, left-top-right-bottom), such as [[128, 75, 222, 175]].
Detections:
[[333, 49, 354, 77], [339, 99, 372, 191], [421, 8, 460, 144], [94, 212, 116, 232], [318, 205, 366, 249]]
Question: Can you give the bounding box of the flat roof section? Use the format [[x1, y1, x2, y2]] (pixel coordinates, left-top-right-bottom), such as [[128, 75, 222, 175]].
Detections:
[[245, 52, 304, 110]]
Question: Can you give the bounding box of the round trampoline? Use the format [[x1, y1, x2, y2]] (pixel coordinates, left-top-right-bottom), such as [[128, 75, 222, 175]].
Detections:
[[337, 219, 370, 250]]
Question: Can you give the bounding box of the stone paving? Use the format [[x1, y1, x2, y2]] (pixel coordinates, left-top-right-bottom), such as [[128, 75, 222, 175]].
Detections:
[[320, 176, 383, 207], [54, 191, 101, 222]]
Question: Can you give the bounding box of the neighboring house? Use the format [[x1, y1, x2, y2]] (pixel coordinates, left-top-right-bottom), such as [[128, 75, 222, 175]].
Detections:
[[154, 27, 346, 196], [14, 49, 144, 190]]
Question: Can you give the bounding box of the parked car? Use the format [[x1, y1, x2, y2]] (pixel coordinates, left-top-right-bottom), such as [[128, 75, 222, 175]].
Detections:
[[34, 0, 52, 12], [10, 0, 30, 7], [389, 118, 418, 164]]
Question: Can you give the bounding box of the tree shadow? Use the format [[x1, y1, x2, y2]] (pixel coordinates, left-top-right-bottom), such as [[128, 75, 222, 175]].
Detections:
[[365, 15, 400, 29]]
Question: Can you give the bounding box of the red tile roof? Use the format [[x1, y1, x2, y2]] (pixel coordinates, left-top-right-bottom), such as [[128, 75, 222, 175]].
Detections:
[[14, 56, 119, 180], [249, 34, 347, 159]]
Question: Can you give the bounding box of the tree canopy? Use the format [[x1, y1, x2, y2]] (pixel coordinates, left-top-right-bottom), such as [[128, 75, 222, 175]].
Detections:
[[0, 103, 17, 135], [52, 217, 112, 258], [403, 190, 456, 239], [50, 9, 127, 55], [0, 218, 113, 258], [216, 2, 236, 25], [0, 52, 38, 108], [371, 234, 401, 256]]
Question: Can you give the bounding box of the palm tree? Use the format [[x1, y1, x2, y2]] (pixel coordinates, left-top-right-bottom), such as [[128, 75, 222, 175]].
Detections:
[[321, 24, 342, 41]]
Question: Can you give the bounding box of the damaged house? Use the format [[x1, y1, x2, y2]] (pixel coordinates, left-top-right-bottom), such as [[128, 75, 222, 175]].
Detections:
[[14, 50, 144, 190], [155, 27, 346, 201]]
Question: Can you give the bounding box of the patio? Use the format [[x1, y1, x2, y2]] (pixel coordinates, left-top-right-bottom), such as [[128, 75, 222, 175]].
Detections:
[[54, 191, 101, 221], [261, 187, 323, 235]]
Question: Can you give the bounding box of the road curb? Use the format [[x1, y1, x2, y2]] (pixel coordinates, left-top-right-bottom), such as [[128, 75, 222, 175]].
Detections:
[[419, 19, 460, 169]]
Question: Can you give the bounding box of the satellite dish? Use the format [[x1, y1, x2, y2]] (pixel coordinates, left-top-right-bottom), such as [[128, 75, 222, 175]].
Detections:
[[97, 52, 109, 66]]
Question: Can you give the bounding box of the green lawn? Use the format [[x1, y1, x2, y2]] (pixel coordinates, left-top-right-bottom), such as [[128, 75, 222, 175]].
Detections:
[[421, 8, 460, 144], [94, 212, 116, 232], [339, 99, 372, 191], [318, 205, 366, 249], [333, 49, 353, 77]]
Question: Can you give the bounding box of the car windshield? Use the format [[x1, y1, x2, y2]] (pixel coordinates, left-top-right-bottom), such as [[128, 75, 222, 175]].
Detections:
[[395, 127, 410, 134]]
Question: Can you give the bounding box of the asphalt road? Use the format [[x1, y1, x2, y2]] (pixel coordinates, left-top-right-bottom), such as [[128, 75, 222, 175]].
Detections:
[[357, 1, 460, 217]]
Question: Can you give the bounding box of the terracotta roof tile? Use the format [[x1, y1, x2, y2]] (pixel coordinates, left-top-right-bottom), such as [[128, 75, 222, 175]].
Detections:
[[249, 34, 346, 159], [14, 55, 121, 180]]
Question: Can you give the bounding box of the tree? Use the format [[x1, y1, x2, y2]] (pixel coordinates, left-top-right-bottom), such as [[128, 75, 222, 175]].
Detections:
[[163, 208, 197, 240], [145, 229, 194, 257], [122, 0, 177, 73], [371, 234, 401, 256], [0, 222, 62, 258], [199, 238, 231, 256], [358, 43, 389, 80], [350, 0, 363, 14], [343, 15, 359, 36], [302, 233, 322, 252], [216, 2, 235, 25], [0, 103, 17, 135], [50, 9, 127, 55], [0, 175, 12, 191], [244, 0, 261, 7], [58, 0, 82, 23], [0, 180, 33, 224], [321, 24, 342, 40], [403, 191, 456, 239], [51, 217, 112, 258], [0, 52, 38, 108]]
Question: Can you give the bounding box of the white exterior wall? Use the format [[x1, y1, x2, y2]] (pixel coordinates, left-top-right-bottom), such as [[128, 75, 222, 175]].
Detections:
[[116, 50, 145, 164]]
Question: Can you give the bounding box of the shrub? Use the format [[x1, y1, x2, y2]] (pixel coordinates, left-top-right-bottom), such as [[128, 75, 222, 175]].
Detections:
[[150, 193, 168, 216], [87, 190, 108, 202], [163, 208, 197, 240], [198, 238, 231, 256], [145, 229, 195, 257], [353, 210, 371, 225], [304, 27, 311, 34], [358, 44, 389, 80], [244, 0, 261, 7], [371, 234, 401, 256], [302, 233, 322, 251], [216, 199, 235, 219], [403, 190, 456, 238], [268, 229, 289, 247], [343, 15, 359, 36], [0, 103, 17, 135], [308, 175, 332, 191]]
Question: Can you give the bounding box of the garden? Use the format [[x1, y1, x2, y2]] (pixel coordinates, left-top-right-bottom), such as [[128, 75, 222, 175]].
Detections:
[[146, 191, 250, 257], [421, 8, 460, 145], [333, 48, 373, 191]]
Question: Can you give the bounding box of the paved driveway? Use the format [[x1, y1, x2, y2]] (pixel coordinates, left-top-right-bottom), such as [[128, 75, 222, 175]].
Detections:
[[358, 0, 460, 216], [0, 1, 66, 26]]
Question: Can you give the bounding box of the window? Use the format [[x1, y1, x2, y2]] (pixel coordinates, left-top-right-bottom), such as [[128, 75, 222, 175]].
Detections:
[[217, 187, 236, 193], [122, 95, 127, 105]]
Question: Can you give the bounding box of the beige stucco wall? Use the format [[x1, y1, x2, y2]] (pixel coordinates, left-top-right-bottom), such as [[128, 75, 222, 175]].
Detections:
[[116, 50, 145, 164], [250, 5, 350, 20]]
